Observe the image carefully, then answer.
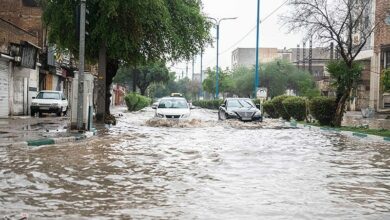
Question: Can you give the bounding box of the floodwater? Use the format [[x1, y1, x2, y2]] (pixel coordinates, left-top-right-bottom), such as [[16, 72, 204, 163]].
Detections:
[[1, 108, 390, 219]]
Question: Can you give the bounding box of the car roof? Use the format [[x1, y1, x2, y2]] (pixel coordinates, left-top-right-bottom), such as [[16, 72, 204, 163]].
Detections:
[[160, 97, 186, 100], [39, 90, 62, 93], [225, 98, 251, 101]]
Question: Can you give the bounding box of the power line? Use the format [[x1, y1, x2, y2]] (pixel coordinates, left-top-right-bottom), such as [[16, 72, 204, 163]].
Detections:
[[219, 0, 289, 56]]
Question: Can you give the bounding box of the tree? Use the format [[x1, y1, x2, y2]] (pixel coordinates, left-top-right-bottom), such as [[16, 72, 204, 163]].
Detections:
[[259, 60, 318, 98], [42, 0, 211, 118], [114, 62, 170, 95], [231, 66, 254, 97], [283, 0, 384, 126], [202, 67, 234, 98]]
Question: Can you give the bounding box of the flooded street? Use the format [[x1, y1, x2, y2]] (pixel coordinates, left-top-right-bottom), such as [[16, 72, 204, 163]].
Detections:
[[1, 108, 390, 219]]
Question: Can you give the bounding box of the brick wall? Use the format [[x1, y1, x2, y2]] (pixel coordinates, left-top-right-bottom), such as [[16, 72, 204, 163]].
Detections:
[[374, 0, 390, 53], [0, 0, 43, 53]]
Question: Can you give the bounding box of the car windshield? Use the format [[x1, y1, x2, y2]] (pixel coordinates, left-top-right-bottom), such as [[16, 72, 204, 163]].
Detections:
[[227, 99, 255, 108], [36, 92, 60, 100], [158, 99, 188, 109]]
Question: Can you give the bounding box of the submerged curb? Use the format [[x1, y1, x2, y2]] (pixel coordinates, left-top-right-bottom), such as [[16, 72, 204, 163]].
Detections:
[[285, 121, 389, 143], [0, 131, 96, 148]]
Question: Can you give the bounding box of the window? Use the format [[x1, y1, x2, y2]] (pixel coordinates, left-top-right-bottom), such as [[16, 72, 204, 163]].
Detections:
[[385, 51, 390, 69]]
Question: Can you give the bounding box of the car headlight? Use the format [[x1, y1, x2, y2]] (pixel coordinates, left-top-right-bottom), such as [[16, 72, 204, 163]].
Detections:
[[254, 111, 262, 116], [181, 114, 190, 118], [31, 102, 38, 106], [226, 111, 236, 116], [156, 113, 165, 118], [51, 103, 59, 107]]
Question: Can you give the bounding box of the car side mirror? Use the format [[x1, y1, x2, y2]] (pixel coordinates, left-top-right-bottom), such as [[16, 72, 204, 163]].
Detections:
[[256, 104, 261, 109], [32, 97, 36, 99], [221, 104, 225, 108], [62, 97, 66, 100], [152, 106, 157, 109], [190, 106, 195, 109]]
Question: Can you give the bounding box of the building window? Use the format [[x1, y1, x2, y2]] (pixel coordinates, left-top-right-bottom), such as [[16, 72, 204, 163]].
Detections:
[[22, 0, 39, 7], [385, 51, 390, 69]]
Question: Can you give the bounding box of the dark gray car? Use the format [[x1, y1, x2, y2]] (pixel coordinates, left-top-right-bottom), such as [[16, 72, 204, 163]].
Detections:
[[218, 98, 262, 122]]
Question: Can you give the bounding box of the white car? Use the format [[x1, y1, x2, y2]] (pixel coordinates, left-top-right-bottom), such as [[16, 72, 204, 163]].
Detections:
[[152, 97, 193, 119], [31, 90, 68, 117]]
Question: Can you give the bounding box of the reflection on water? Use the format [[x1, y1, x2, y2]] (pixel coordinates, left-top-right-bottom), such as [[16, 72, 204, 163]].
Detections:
[[1, 108, 390, 219]]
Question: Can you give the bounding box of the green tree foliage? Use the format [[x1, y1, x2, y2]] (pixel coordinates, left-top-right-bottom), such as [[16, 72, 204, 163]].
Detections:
[[124, 93, 151, 112], [259, 60, 319, 98], [381, 69, 390, 93], [42, 0, 211, 113], [326, 60, 363, 125], [114, 62, 170, 95], [230, 66, 254, 97], [202, 68, 234, 98]]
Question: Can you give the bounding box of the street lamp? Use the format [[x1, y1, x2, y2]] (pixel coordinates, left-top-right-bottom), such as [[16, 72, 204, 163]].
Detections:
[[208, 17, 237, 99], [254, 0, 261, 98]]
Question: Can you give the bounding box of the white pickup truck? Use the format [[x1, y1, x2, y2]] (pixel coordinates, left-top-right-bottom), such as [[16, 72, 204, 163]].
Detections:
[[30, 90, 68, 117]]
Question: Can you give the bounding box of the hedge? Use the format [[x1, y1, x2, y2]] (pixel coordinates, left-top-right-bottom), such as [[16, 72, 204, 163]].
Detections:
[[192, 100, 223, 109], [309, 96, 336, 126], [282, 96, 307, 121], [124, 93, 151, 111], [263, 100, 279, 118], [271, 95, 291, 121]]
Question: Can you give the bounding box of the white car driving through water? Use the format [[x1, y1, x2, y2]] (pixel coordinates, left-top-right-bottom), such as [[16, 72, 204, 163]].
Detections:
[[152, 97, 193, 119], [30, 90, 68, 117]]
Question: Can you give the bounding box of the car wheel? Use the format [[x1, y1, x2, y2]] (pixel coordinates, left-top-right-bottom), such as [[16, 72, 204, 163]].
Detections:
[[56, 107, 63, 117], [38, 111, 43, 117], [218, 111, 226, 120], [30, 110, 35, 117], [63, 107, 68, 116]]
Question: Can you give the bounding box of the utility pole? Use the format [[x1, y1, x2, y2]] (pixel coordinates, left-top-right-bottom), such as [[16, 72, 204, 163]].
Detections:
[[297, 44, 300, 70], [309, 37, 313, 74], [199, 51, 203, 99], [192, 57, 195, 81], [77, 0, 86, 130], [302, 40, 306, 71], [254, 0, 261, 98]]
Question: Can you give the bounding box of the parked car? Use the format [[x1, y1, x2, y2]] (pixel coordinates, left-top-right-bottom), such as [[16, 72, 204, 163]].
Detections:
[[152, 97, 193, 119], [218, 98, 262, 122], [31, 90, 68, 117]]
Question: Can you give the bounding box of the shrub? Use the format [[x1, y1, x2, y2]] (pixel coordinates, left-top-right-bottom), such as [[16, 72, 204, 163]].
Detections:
[[271, 95, 291, 121], [309, 96, 337, 126], [192, 100, 223, 109], [124, 93, 151, 111], [263, 100, 279, 118], [282, 96, 307, 121]]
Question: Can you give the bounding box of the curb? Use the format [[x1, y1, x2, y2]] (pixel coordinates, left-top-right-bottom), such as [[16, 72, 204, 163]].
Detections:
[[0, 131, 96, 148], [287, 122, 390, 143]]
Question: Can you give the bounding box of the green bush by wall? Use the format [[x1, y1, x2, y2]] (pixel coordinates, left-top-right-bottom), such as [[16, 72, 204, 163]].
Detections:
[[125, 93, 151, 111], [271, 95, 291, 121], [282, 96, 307, 121], [263, 100, 279, 118], [309, 97, 336, 126], [192, 100, 223, 109]]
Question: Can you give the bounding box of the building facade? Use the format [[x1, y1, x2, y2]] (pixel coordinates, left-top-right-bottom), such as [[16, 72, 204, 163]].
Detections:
[[0, 0, 42, 117]]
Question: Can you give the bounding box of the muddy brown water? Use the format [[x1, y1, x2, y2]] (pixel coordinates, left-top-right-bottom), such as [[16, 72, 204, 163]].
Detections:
[[1, 108, 390, 219]]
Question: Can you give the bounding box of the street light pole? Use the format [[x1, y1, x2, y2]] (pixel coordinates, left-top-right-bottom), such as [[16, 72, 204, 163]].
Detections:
[[254, 0, 261, 98], [208, 17, 237, 99]]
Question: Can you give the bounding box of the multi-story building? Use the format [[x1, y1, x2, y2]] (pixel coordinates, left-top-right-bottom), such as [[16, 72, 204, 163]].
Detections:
[[0, 0, 42, 117], [370, 0, 390, 111]]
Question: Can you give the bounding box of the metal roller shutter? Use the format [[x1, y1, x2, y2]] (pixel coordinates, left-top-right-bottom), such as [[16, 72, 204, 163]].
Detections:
[[0, 60, 9, 117]]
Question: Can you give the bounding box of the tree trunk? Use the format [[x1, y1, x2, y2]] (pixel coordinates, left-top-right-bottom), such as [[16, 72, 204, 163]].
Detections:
[[333, 86, 352, 127], [96, 44, 107, 122], [132, 71, 137, 92], [105, 59, 119, 115], [139, 87, 146, 96]]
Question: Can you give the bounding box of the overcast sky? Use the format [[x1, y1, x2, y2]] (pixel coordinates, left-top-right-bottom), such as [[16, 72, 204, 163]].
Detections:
[[171, 0, 304, 78]]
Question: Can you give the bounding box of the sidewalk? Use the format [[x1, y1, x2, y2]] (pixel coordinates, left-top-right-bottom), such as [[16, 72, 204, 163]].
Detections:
[[342, 111, 390, 130], [0, 115, 94, 147]]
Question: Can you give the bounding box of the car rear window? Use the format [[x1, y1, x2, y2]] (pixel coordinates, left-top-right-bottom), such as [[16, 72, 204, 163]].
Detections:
[[37, 92, 60, 100]]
